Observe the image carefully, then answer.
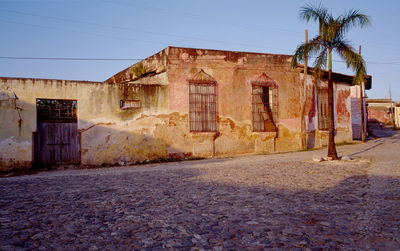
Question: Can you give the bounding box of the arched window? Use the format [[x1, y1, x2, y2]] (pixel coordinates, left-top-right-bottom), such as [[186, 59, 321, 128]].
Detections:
[[188, 70, 217, 132], [251, 73, 278, 132]]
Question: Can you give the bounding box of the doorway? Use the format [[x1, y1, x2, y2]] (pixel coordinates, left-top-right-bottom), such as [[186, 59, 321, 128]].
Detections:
[[34, 99, 80, 165]]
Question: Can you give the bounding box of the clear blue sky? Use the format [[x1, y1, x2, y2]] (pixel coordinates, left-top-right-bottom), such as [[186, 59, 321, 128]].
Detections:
[[0, 0, 399, 100]]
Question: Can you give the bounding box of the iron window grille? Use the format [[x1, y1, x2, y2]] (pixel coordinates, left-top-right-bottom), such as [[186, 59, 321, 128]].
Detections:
[[36, 99, 77, 123], [120, 100, 141, 109], [317, 88, 329, 130], [251, 84, 278, 132], [189, 83, 217, 132]]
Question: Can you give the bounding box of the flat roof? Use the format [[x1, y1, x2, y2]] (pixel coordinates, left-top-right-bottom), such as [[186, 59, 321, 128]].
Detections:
[[0, 76, 104, 84]]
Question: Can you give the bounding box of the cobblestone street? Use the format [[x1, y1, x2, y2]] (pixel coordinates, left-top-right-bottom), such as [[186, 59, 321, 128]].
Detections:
[[1, 127, 400, 250]]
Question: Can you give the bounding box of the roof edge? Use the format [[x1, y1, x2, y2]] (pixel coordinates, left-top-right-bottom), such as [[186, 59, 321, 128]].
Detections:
[[105, 47, 169, 83], [166, 46, 293, 58], [0, 76, 104, 84], [298, 65, 372, 88]]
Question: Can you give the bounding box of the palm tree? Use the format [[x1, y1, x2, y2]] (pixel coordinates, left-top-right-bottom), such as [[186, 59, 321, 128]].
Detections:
[[291, 3, 370, 160]]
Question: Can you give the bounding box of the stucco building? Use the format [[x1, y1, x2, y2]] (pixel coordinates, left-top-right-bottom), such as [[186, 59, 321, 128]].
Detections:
[[350, 85, 370, 140], [366, 99, 396, 125], [0, 47, 371, 170]]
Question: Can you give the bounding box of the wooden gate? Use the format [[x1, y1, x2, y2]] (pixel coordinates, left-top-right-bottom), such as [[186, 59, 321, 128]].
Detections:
[[34, 99, 80, 165]]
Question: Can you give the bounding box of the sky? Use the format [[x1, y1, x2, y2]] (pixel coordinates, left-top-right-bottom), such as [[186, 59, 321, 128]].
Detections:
[[0, 0, 399, 100]]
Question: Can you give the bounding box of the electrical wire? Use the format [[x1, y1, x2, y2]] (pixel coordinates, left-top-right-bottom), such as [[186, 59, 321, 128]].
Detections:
[[1, 56, 400, 66], [0, 56, 141, 61], [0, 9, 291, 51]]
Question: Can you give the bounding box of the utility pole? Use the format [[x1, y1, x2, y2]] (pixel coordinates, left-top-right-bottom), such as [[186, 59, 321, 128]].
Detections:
[[301, 29, 308, 149], [359, 46, 366, 142], [304, 30, 308, 76], [389, 84, 395, 128]]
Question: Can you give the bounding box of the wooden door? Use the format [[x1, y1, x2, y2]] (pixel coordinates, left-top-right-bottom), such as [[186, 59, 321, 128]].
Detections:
[[34, 99, 80, 165]]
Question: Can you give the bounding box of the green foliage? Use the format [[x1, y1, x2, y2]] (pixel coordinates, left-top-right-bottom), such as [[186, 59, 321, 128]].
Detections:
[[291, 2, 371, 85], [291, 3, 371, 159], [131, 62, 147, 77]]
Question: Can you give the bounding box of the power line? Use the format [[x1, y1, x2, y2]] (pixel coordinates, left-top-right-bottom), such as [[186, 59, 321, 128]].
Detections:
[[0, 56, 141, 61], [2, 56, 400, 66], [0, 19, 168, 45], [103, 0, 304, 37], [0, 9, 254, 46], [0, 9, 291, 52]]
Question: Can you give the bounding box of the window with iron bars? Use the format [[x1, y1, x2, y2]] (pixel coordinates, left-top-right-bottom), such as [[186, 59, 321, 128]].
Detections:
[[252, 85, 277, 132], [36, 99, 77, 123], [317, 88, 329, 130], [189, 83, 217, 132]]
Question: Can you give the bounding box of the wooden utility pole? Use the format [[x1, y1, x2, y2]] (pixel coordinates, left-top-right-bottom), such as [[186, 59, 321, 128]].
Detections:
[[304, 30, 308, 76], [301, 29, 308, 149], [359, 45, 366, 142], [389, 84, 395, 128]]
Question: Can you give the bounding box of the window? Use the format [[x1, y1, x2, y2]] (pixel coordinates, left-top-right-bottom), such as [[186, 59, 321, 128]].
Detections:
[[252, 85, 277, 132], [250, 72, 278, 132], [317, 88, 329, 130], [36, 99, 77, 123], [120, 100, 141, 109], [189, 83, 217, 132]]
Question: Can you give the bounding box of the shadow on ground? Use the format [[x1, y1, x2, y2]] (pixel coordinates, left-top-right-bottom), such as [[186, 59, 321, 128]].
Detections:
[[368, 122, 398, 139], [0, 164, 399, 250]]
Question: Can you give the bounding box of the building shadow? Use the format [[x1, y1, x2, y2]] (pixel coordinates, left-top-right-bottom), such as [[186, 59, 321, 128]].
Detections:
[[368, 122, 399, 138], [0, 164, 399, 250]]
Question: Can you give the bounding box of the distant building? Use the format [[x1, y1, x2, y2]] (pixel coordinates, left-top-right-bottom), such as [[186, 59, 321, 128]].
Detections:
[[396, 103, 400, 129], [366, 99, 395, 125], [0, 47, 371, 171]]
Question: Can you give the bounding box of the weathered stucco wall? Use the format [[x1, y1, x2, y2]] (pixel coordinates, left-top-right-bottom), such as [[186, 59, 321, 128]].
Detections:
[[350, 85, 367, 139], [166, 47, 302, 155], [367, 100, 394, 124], [165, 47, 353, 155], [334, 82, 353, 143], [395, 106, 400, 129], [0, 47, 355, 170], [0, 77, 170, 170], [368, 107, 391, 124], [303, 76, 353, 148]]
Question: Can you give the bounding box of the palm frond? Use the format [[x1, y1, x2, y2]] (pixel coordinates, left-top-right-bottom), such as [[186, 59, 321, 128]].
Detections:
[[291, 38, 324, 69], [338, 9, 371, 36], [322, 18, 340, 42], [294, 3, 370, 85], [335, 40, 366, 84], [312, 49, 328, 80], [300, 3, 329, 28]]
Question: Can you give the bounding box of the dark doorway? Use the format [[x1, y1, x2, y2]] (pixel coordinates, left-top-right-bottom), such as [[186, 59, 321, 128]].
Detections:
[[34, 99, 80, 166]]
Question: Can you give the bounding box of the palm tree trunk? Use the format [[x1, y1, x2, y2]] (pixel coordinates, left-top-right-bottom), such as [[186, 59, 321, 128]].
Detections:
[[327, 48, 339, 159]]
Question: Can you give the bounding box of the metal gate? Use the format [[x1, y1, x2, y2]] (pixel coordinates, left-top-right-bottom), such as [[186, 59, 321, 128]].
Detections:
[[34, 99, 80, 165]]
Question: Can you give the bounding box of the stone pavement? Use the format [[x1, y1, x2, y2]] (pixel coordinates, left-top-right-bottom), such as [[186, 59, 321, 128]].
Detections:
[[1, 128, 399, 250]]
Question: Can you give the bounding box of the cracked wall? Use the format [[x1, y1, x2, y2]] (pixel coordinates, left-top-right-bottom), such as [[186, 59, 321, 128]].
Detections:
[[0, 47, 354, 170]]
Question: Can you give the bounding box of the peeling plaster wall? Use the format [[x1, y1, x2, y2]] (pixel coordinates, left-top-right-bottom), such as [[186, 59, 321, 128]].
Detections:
[[306, 80, 353, 148], [0, 47, 355, 170], [164, 47, 353, 155], [166, 47, 304, 155], [0, 77, 170, 170], [368, 107, 391, 124], [350, 85, 367, 139], [367, 101, 394, 124], [395, 106, 400, 128], [335, 82, 353, 143]]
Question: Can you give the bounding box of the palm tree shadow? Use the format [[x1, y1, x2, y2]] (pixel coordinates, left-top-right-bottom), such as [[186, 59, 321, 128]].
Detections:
[[348, 142, 383, 157], [1, 165, 399, 249]]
